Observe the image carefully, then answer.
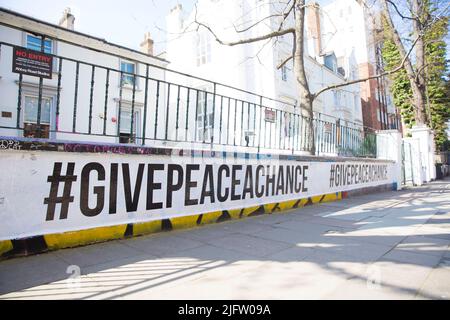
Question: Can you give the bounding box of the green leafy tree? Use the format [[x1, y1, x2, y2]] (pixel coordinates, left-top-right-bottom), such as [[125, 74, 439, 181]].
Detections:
[[382, 1, 449, 149], [424, 7, 449, 151], [381, 19, 416, 132]]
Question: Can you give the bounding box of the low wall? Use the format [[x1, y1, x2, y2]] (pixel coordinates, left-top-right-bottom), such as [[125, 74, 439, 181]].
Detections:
[[0, 137, 397, 258]]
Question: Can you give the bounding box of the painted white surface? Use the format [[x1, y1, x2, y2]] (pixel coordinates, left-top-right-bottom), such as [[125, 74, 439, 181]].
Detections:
[[411, 125, 437, 183], [403, 137, 424, 186], [322, 0, 396, 117], [0, 148, 395, 240], [165, 0, 364, 126], [376, 129, 402, 190]]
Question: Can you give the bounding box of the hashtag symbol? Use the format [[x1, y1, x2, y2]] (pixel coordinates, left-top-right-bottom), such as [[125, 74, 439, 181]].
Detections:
[[44, 162, 77, 221], [329, 164, 335, 188]]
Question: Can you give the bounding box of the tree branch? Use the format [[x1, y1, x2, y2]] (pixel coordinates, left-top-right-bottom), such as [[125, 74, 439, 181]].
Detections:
[[277, 0, 296, 31], [233, 14, 283, 34], [193, 3, 295, 47], [385, 0, 417, 21], [277, 55, 293, 69], [312, 34, 421, 100]]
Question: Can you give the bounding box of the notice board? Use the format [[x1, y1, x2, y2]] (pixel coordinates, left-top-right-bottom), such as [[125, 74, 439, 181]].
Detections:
[[12, 46, 53, 79]]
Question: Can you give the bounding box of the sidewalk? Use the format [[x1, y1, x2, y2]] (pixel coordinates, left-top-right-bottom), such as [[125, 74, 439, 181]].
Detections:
[[1, 179, 449, 299]]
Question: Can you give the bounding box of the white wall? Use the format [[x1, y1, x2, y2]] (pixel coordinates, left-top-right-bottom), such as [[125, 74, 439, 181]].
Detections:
[[0, 147, 397, 240]]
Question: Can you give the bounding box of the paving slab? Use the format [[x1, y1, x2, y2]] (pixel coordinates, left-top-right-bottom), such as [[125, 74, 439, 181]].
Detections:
[[395, 236, 450, 257], [417, 266, 450, 300], [379, 249, 443, 268], [55, 241, 143, 268], [119, 233, 205, 256], [209, 233, 292, 258]]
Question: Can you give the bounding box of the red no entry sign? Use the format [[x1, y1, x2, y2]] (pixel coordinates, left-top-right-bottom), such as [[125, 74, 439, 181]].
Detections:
[[12, 46, 53, 79]]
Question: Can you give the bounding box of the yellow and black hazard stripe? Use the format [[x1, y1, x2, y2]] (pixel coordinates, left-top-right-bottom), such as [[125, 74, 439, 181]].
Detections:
[[0, 192, 342, 259]]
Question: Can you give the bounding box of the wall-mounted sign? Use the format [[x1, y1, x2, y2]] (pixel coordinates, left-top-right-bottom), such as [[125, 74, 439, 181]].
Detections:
[[265, 109, 276, 123], [12, 46, 53, 79]]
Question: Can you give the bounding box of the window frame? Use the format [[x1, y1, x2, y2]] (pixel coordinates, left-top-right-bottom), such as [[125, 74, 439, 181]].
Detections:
[[25, 34, 53, 53], [195, 32, 212, 67], [120, 60, 138, 89], [281, 65, 288, 82], [117, 103, 141, 144], [195, 88, 214, 142], [24, 33, 58, 73], [23, 95, 52, 125], [21, 94, 55, 139]]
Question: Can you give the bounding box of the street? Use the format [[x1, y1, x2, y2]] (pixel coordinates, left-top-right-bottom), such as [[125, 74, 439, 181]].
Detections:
[[1, 179, 449, 299]]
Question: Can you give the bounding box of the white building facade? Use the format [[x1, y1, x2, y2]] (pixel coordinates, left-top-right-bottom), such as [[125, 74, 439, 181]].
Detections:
[[0, 8, 168, 145], [165, 0, 365, 127], [321, 0, 399, 130]]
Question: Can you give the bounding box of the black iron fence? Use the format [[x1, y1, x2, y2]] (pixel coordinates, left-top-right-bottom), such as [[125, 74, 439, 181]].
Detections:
[[0, 39, 379, 157]]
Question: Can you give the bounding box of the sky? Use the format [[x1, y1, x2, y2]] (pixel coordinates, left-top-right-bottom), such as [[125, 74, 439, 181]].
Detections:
[[0, 0, 337, 55], [0, 0, 196, 54], [0, 0, 446, 60]]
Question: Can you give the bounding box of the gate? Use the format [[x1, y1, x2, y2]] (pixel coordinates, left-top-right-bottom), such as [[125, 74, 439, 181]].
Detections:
[[402, 140, 414, 185]]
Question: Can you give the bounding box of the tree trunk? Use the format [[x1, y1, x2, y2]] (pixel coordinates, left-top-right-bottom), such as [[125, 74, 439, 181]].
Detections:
[[382, 0, 427, 125], [412, 0, 428, 125], [294, 0, 315, 155]]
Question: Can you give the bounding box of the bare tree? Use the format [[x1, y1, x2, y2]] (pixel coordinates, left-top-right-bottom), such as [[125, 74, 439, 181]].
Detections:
[[192, 0, 426, 154]]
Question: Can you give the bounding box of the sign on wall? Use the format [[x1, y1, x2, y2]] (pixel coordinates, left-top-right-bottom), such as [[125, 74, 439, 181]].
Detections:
[[0, 149, 395, 240], [265, 109, 276, 123], [12, 46, 53, 79]]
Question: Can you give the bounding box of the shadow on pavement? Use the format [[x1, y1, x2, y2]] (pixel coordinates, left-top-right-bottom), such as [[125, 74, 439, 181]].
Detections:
[[1, 179, 449, 299]]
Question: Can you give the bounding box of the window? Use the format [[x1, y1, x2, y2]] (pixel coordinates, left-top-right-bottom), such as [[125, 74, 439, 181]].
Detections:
[[196, 32, 211, 66], [120, 61, 136, 87], [119, 108, 139, 143], [284, 113, 293, 137], [26, 35, 52, 53], [333, 90, 342, 106], [281, 65, 288, 81], [23, 96, 52, 138], [324, 54, 337, 72], [196, 91, 214, 142], [26, 34, 58, 72], [386, 95, 393, 107]]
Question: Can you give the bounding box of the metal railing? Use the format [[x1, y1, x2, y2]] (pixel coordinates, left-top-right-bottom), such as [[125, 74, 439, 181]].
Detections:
[[0, 39, 379, 157]]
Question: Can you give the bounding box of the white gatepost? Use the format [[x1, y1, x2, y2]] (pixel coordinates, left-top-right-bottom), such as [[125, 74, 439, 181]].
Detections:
[[376, 129, 402, 190], [410, 125, 436, 183]]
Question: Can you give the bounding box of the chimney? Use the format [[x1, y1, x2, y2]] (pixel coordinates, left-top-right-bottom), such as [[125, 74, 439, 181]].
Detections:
[[59, 7, 75, 30], [171, 3, 183, 14], [167, 4, 184, 34], [140, 32, 154, 56], [306, 2, 322, 56]]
